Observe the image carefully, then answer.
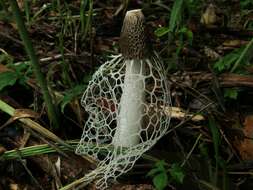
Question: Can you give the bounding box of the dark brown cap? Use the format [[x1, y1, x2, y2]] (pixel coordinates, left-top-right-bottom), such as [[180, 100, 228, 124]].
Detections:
[[119, 9, 148, 59]]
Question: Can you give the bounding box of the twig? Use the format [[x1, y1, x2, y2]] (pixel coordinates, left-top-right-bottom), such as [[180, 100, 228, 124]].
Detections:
[[171, 72, 253, 88], [181, 134, 202, 167], [166, 102, 213, 135], [17, 151, 45, 190]]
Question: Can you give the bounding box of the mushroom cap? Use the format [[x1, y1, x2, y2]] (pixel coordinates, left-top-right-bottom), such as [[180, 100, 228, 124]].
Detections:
[[120, 9, 149, 59]]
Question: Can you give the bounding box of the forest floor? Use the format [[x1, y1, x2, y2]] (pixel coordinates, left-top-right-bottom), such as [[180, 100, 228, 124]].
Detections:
[[0, 0, 253, 190]]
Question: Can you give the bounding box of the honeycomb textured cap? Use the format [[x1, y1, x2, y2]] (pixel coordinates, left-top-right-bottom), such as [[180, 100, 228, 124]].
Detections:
[[120, 9, 147, 59]]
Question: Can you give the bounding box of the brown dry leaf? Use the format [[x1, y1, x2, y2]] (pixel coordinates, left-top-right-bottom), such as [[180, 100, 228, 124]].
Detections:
[[236, 115, 253, 160], [9, 183, 19, 190], [9, 22, 18, 30], [200, 4, 218, 26], [0, 145, 6, 155], [246, 65, 253, 74], [164, 106, 205, 121], [222, 40, 248, 48], [17, 0, 24, 10], [0, 64, 12, 73], [13, 109, 40, 121], [0, 109, 40, 131]]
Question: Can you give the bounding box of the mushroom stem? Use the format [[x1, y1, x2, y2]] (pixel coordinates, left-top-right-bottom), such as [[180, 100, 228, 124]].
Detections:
[[113, 59, 146, 147], [113, 9, 147, 147]]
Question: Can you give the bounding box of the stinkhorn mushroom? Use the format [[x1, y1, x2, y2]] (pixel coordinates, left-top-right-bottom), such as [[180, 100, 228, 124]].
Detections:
[[112, 9, 147, 147], [75, 9, 171, 189]]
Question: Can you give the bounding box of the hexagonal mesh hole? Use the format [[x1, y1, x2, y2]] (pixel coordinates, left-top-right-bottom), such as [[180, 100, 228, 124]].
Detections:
[[76, 54, 171, 189]]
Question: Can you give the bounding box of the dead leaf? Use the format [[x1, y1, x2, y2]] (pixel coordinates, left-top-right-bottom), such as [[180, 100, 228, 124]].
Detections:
[[236, 115, 253, 160], [17, 0, 24, 10], [0, 145, 6, 155], [13, 109, 40, 121], [0, 64, 12, 73], [0, 109, 40, 131], [222, 40, 248, 48], [9, 183, 19, 190], [163, 106, 205, 121], [200, 4, 218, 26]]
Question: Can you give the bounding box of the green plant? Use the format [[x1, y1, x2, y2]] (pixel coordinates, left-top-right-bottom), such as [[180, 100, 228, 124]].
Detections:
[[231, 37, 253, 72], [0, 51, 13, 64], [60, 84, 86, 113], [154, 0, 194, 65], [0, 71, 19, 91], [24, 0, 30, 24], [80, 0, 93, 41], [9, 0, 59, 128], [58, 31, 73, 87], [147, 161, 185, 190], [213, 38, 253, 100], [208, 116, 220, 185], [199, 132, 229, 190], [240, 0, 253, 9], [0, 141, 77, 160], [168, 163, 185, 184], [147, 160, 168, 190], [224, 88, 238, 100], [29, 3, 51, 25], [214, 37, 253, 72], [213, 47, 244, 72], [0, 61, 32, 91], [0, 0, 6, 11], [154, 0, 185, 37], [0, 50, 33, 90]]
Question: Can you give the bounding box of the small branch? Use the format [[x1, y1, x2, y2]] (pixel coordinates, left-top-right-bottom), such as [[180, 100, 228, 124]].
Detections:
[[198, 26, 253, 38], [181, 134, 202, 167], [171, 72, 253, 88]]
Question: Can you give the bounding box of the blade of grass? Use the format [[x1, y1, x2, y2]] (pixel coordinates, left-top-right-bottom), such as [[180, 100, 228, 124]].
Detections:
[[80, 0, 88, 34], [9, 0, 59, 128], [0, 0, 7, 10], [24, 0, 30, 24], [231, 37, 253, 72], [208, 116, 221, 186], [0, 98, 15, 115], [58, 31, 73, 87], [1, 139, 161, 165], [198, 179, 221, 190], [31, 3, 51, 24], [0, 141, 77, 160], [1, 138, 164, 190], [181, 134, 202, 167], [81, 0, 93, 41], [169, 0, 184, 32]]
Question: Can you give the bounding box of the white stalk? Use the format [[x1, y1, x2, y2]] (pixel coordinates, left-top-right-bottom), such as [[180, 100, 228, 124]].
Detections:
[[112, 9, 147, 147], [113, 59, 146, 147]]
